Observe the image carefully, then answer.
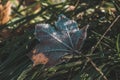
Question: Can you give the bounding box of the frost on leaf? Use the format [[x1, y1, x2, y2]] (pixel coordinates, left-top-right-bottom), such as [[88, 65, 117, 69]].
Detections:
[[27, 14, 89, 67]]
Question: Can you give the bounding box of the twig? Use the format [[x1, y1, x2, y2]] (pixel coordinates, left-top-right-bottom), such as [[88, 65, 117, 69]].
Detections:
[[74, 51, 108, 80], [91, 15, 120, 54], [86, 57, 108, 80]]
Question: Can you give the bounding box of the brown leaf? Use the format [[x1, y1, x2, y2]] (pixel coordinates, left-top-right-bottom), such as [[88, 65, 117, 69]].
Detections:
[[0, 1, 12, 25]]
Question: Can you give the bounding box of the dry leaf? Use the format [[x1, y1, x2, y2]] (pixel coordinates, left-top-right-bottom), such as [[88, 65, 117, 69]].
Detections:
[[66, 5, 75, 11], [0, 1, 12, 25]]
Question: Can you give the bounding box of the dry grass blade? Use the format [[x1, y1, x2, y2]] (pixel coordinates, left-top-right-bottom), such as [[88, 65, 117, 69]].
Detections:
[[86, 57, 108, 80]]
